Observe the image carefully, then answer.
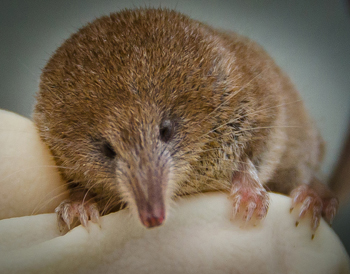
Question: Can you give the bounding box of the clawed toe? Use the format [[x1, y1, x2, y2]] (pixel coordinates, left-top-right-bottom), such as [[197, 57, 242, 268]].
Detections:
[[290, 186, 322, 232], [323, 198, 338, 225], [229, 186, 269, 223], [290, 184, 338, 236], [229, 160, 270, 224], [55, 199, 100, 233]]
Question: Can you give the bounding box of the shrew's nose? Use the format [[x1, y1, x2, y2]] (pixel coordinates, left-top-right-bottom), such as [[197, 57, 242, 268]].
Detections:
[[139, 207, 165, 228]]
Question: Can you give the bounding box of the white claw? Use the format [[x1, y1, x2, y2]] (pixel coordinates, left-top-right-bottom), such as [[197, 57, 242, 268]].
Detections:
[[231, 196, 241, 217], [62, 203, 74, 229], [57, 213, 67, 232], [62, 213, 71, 230], [89, 204, 100, 226], [298, 196, 313, 219], [78, 205, 88, 227], [325, 198, 338, 225], [245, 201, 257, 222], [312, 215, 320, 232]]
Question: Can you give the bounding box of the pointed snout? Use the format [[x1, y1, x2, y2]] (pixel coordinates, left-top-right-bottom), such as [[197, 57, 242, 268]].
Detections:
[[133, 171, 167, 228], [118, 143, 172, 229]]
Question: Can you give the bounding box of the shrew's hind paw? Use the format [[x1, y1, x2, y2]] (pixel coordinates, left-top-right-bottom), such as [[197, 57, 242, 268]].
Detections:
[[290, 185, 322, 231], [290, 183, 338, 236]]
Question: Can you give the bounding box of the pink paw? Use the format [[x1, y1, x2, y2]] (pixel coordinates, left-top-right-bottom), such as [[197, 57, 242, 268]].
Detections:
[[290, 184, 339, 234], [229, 185, 269, 222], [55, 199, 100, 232]]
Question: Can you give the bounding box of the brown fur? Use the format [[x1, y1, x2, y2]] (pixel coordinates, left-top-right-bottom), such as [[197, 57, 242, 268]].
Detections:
[[33, 8, 324, 225]]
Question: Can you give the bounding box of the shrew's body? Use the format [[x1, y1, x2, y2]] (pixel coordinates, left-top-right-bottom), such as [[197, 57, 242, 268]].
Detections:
[[34, 8, 337, 231]]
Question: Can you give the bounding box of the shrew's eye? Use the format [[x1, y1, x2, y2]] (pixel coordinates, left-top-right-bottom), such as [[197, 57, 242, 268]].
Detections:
[[102, 141, 117, 159], [159, 119, 174, 143]]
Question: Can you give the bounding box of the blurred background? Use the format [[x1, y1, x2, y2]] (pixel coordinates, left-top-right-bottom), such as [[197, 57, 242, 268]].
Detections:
[[1, 0, 349, 252]]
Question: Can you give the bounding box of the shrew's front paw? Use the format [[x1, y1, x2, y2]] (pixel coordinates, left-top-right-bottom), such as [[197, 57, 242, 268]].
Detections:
[[55, 199, 100, 233], [229, 160, 269, 223], [229, 184, 269, 222]]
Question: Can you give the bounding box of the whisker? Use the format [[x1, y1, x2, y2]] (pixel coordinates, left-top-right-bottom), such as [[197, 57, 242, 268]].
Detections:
[[238, 125, 301, 132], [82, 181, 101, 204], [0, 165, 75, 184], [101, 196, 115, 215], [248, 99, 302, 116], [31, 189, 70, 215], [197, 69, 267, 126]]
